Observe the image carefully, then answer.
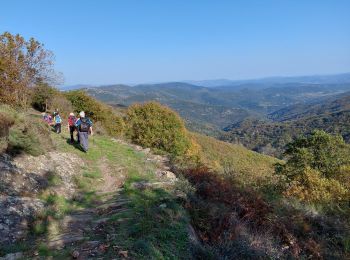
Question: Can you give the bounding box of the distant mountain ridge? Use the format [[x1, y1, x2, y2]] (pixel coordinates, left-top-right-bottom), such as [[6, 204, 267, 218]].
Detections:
[[62, 72, 350, 90], [184, 72, 350, 88]]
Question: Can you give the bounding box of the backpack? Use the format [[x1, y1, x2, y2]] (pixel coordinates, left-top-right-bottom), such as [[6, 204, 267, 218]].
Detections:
[[68, 116, 76, 126], [55, 115, 62, 124], [79, 118, 90, 132]]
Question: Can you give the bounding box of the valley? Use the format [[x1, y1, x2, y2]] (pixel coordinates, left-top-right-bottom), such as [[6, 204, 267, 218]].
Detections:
[[83, 73, 350, 156]]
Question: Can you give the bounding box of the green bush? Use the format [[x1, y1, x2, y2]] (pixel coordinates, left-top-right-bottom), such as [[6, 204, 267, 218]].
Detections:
[[281, 130, 350, 178], [65, 90, 124, 136], [126, 102, 192, 156], [277, 131, 350, 203]]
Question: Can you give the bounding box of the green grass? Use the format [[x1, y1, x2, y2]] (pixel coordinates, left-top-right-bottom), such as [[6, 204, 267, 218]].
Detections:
[[46, 171, 62, 186], [53, 131, 155, 175], [0, 242, 30, 257], [0, 106, 53, 156], [192, 133, 282, 190], [37, 243, 70, 258], [101, 173, 192, 259], [83, 169, 102, 179]]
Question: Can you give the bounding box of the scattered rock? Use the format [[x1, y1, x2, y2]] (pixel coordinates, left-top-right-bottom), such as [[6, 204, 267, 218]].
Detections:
[[0, 154, 48, 196], [48, 234, 87, 248], [159, 203, 167, 208], [13, 151, 86, 197], [71, 250, 80, 259], [0, 252, 23, 260], [131, 181, 152, 190], [98, 243, 110, 252], [118, 250, 128, 258], [188, 224, 201, 246], [0, 196, 44, 245], [155, 169, 177, 181], [83, 240, 100, 248]]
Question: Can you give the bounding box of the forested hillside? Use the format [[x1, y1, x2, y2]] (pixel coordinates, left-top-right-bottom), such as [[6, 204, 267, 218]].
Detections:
[[222, 93, 350, 157]]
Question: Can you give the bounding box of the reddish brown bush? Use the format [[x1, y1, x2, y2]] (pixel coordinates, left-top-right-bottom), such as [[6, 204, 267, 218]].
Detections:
[[182, 167, 305, 258]]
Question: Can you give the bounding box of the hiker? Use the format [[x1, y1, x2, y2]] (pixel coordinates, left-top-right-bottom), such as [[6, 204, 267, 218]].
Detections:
[[53, 112, 62, 134], [47, 114, 53, 125], [75, 114, 80, 144], [42, 112, 47, 121], [67, 112, 76, 143], [75, 111, 93, 152]]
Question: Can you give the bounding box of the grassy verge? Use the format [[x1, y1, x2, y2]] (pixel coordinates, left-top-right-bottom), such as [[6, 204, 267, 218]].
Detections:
[[91, 172, 192, 259]]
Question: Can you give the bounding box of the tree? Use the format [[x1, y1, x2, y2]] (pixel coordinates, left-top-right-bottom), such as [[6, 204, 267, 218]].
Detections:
[[31, 83, 57, 112], [0, 32, 60, 107], [281, 130, 350, 178]]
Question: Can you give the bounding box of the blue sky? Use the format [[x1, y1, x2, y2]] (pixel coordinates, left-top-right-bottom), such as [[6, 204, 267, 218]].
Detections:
[[1, 0, 349, 85]]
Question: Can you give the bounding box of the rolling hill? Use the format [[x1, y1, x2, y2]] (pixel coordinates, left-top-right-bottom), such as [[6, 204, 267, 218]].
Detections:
[[85, 75, 350, 136], [222, 92, 350, 157]]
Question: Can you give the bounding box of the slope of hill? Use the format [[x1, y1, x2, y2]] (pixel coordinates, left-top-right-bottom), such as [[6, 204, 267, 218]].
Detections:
[[222, 93, 350, 157], [192, 133, 280, 189], [269, 91, 350, 121], [2, 98, 350, 259], [0, 105, 280, 258]]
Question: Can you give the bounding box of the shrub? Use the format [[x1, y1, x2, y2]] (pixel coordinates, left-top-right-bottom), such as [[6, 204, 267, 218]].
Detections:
[[285, 168, 349, 203], [126, 102, 192, 156], [276, 131, 350, 203], [65, 90, 124, 136]]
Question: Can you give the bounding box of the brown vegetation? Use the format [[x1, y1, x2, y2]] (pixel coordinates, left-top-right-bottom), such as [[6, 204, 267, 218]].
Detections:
[[182, 166, 350, 259], [0, 32, 59, 108]]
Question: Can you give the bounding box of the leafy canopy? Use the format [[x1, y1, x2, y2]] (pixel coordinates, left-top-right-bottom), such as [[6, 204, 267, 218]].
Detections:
[[276, 130, 350, 203], [281, 130, 350, 178], [0, 32, 59, 107]]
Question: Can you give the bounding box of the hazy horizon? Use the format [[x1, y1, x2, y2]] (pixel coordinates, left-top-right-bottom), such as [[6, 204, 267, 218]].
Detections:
[[61, 71, 350, 88]]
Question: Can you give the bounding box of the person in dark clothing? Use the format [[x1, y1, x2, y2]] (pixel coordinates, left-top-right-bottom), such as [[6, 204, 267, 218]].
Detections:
[[67, 112, 77, 143], [75, 111, 93, 152]]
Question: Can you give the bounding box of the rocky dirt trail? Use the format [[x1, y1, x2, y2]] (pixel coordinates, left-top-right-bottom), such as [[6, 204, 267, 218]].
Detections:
[[0, 135, 179, 259], [45, 156, 130, 259], [42, 139, 179, 259]]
